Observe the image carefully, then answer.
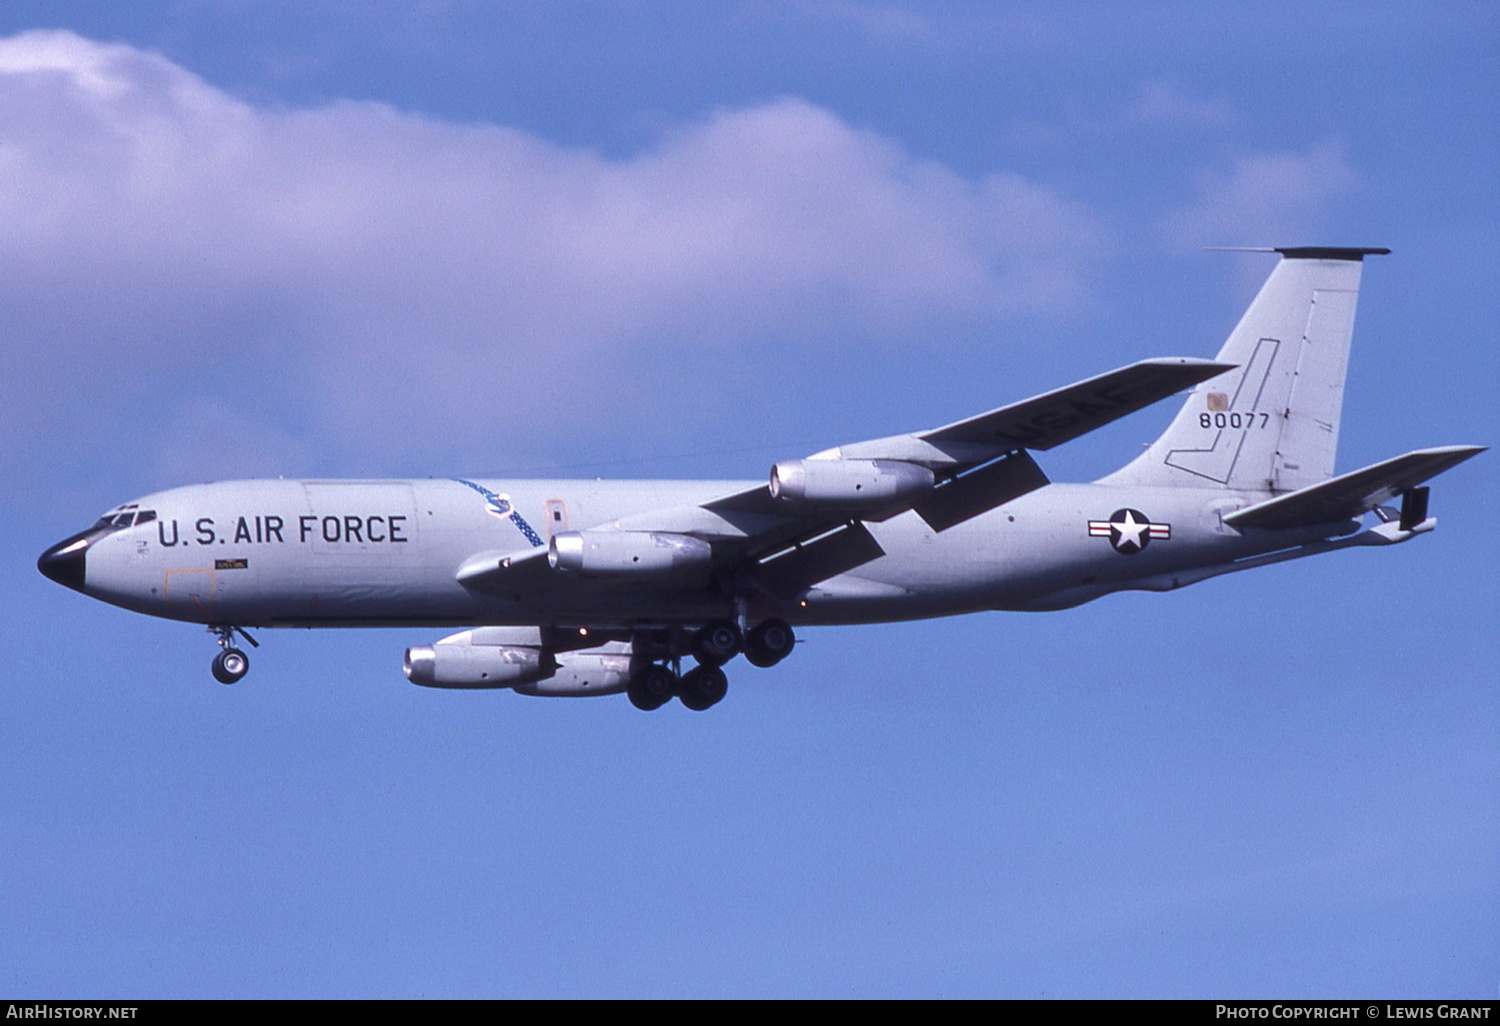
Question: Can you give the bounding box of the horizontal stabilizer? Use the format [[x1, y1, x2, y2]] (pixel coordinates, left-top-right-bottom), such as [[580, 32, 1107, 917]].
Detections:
[[920, 358, 1235, 452], [1223, 445, 1485, 530]]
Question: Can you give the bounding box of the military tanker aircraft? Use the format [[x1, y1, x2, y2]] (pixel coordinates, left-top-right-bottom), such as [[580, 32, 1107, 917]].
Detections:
[[38, 247, 1483, 710]]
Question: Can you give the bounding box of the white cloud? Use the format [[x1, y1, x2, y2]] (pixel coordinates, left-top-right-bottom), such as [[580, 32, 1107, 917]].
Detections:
[[1124, 81, 1236, 129], [0, 30, 1106, 486], [749, 1, 1047, 51], [756, 0, 944, 46], [1163, 141, 1355, 250], [1007, 80, 1239, 159]]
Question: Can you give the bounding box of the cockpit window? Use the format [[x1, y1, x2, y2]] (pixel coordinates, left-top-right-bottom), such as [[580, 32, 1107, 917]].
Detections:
[[92, 507, 152, 529]]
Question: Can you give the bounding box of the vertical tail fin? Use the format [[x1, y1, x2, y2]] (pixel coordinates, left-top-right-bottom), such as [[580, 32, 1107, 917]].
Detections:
[[1102, 247, 1388, 493]]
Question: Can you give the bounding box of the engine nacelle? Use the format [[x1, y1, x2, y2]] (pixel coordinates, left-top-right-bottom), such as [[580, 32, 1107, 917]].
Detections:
[[404, 628, 555, 689], [548, 530, 712, 576], [514, 648, 633, 697], [769, 458, 935, 507], [403, 627, 634, 696]]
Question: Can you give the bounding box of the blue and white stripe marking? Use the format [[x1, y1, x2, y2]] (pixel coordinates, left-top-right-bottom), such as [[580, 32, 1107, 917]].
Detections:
[[452, 479, 546, 548]]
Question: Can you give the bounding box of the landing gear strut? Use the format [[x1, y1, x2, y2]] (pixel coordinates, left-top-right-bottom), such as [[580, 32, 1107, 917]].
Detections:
[[209, 624, 258, 685]]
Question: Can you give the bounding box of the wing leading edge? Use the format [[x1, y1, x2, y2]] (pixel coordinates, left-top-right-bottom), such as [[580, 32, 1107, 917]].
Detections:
[[918, 357, 1237, 452]]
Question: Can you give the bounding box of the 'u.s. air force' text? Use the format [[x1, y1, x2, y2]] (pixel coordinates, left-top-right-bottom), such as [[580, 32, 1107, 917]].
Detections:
[[155, 515, 410, 547]]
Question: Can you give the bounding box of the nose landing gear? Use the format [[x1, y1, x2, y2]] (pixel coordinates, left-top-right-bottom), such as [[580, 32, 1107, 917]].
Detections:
[[209, 624, 258, 684], [212, 647, 249, 684]]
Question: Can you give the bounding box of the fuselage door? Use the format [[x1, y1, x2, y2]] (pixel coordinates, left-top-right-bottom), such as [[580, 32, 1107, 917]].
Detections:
[[164, 568, 215, 612]]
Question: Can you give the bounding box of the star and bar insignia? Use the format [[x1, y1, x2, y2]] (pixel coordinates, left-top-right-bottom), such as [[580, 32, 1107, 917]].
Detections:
[[1088, 508, 1170, 554]]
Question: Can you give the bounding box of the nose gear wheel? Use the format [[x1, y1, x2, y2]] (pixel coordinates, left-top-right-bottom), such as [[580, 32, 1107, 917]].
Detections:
[[208, 624, 258, 684], [212, 648, 249, 684]]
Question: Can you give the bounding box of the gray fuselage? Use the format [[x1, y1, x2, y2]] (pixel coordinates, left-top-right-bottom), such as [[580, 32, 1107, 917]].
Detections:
[[71, 477, 1344, 630]]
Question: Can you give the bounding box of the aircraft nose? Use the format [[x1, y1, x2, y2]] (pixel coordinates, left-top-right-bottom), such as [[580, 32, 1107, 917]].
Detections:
[[37, 531, 94, 592]]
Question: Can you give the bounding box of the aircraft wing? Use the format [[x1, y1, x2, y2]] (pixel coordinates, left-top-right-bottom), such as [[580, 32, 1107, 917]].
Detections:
[[702, 356, 1231, 521], [462, 357, 1234, 599], [1223, 445, 1486, 530], [803, 357, 1235, 467], [916, 357, 1236, 452], [704, 357, 1232, 590]]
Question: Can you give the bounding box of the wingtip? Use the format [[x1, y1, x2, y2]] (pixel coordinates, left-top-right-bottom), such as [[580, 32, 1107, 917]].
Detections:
[[1412, 443, 1488, 456]]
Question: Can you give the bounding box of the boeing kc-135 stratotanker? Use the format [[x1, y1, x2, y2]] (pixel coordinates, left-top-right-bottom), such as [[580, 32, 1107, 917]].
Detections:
[[38, 248, 1484, 710]]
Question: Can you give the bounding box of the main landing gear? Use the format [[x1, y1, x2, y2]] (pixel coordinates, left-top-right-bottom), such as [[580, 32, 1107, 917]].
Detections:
[[678, 664, 729, 711], [626, 618, 794, 712], [626, 663, 678, 711], [209, 624, 259, 685]]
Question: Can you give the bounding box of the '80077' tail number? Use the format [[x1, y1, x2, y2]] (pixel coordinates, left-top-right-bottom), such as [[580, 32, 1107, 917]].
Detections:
[[1200, 412, 1270, 430]]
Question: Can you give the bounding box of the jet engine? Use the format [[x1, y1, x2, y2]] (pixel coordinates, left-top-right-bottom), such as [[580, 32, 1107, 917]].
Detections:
[[514, 648, 633, 697], [404, 629, 555, 688], [404, 627, 634, 696], [769, 458, 935, 507], [548, 530, 712, 576]]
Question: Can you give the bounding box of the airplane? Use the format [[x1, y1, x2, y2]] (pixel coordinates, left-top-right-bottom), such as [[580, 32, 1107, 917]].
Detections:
[[37, 246, 1484, 711]]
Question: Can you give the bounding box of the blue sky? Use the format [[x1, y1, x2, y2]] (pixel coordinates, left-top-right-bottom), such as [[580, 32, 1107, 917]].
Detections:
[[2, 1, 1496, 997]]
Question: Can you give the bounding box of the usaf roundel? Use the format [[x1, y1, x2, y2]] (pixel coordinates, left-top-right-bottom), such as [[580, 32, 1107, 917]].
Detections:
[[1088, 508, 1170, 554]]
